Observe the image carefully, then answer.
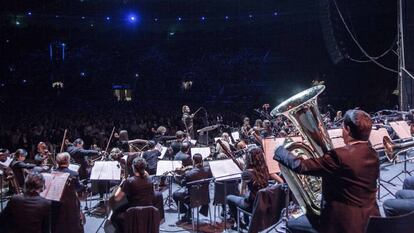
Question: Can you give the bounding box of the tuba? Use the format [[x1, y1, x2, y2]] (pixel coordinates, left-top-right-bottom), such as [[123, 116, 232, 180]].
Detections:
[[383, 136, 414, 162], [271, 85, 333, 223]]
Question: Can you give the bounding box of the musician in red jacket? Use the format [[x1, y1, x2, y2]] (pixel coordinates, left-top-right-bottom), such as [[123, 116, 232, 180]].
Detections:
[[274, 109, 380, 233]]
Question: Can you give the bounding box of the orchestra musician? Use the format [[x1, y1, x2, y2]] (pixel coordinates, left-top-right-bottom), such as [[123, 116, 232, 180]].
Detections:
[[0, 148, 9, 163], [142, 141, 160, 175], [174, 142, 192, 167], [153, 126, 176, 145], [274, 109, 380, 233], [240, 117, 251, 141], [0, 173, 52, 233], [182, 105, 195, 139], [94, 148, 125, 211], [66, 138, 100, 180], [260, 120, 273, 138], [10, 149, 36, 189], [173, 153, 212, 224], [52, 152, 84, 233], [34, 142, 52, 166], [216, 132, 232, 155], [111, 157, 163, 233], [115, 130, 130, 153], [169, 130, 185, 159], [226, 147, 270, 230], [383, 176, 414, 216]]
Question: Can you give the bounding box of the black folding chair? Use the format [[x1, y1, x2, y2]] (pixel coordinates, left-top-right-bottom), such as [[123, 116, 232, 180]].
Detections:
[[237, 184, 285, 233], [365, 210, 414, 233]]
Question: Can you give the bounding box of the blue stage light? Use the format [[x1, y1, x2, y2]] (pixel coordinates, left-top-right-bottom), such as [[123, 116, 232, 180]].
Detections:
[[225, 16, 229, 20], [154, 18, 158, 22], [273, 12, 278, 16], [106, 16, 111, 20], [27, 12, 32, 16], [81, 16, 85, 19], [201, 16, 205, 21], [15, 21, 20, 25], [177, 17, 182, 21], [127, 13, 140, 23], [249, 14, 253, 18]]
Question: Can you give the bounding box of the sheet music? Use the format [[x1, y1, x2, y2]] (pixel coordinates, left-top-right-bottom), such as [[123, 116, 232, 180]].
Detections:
[[208, 159, 242, 181], [40, 172, 69, 201], [328, 129, 345, 148], [369, 128, 390, 150], [68, 164, 80, 172], [190, 147, 211, 159], [158, 146, 168, 159], [90, 161, 121, 180], [0, 157, 12, 167], [262, 138, 283, 174], [231, 131, 240, 141], [156, 160, 182, 176], [390, 121, 412, 140]]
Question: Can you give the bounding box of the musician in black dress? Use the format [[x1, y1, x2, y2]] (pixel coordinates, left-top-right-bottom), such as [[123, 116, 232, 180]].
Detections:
[[111, 157, 163, 233], [0, 173, 52, 233], [226, 147, 270, 230], [66, 138, 100, 180], [52, 152, 84, 233]]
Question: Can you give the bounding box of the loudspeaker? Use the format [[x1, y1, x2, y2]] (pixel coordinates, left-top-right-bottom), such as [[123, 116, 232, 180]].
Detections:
[[319, 0, 347, 64], [400, 0, 414, 110]]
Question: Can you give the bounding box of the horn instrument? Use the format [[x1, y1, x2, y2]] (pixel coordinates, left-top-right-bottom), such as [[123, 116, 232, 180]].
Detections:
[[271, 85, 331, 223]]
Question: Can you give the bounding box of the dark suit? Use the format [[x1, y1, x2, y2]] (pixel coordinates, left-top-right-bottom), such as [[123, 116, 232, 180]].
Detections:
[[274, 142, 380, 233], [170, 141, 182, 158], [66, 144, 99, 180], [0, 194, 51, 233], [51, 167, 84, 233], [10, 160, 35, 187], [173, 165, 212, 216], [174, 151, 192, 167]]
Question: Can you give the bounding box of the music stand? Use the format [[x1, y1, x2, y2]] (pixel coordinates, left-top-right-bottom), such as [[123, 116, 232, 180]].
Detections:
[[387, 121, 414, 184], [209, 159, 242, 230], [262, 138, 282, 174], [89, 161, 121, 233], [190, 147, 211, 160], [40, 172, 70, 201], [328, 129, 346, 149], [156, 160, 182, 209], [369, 128, 397, 199]]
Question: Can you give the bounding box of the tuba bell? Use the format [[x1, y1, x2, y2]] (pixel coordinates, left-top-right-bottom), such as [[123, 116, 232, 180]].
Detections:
[[383, 136, 414, 162], [271, 85, 332, 223]]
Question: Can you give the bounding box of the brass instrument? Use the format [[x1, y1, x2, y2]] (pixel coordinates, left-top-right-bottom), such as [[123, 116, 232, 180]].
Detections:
[[270, 85, 332, 223], [383, 136, 414, 162]]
